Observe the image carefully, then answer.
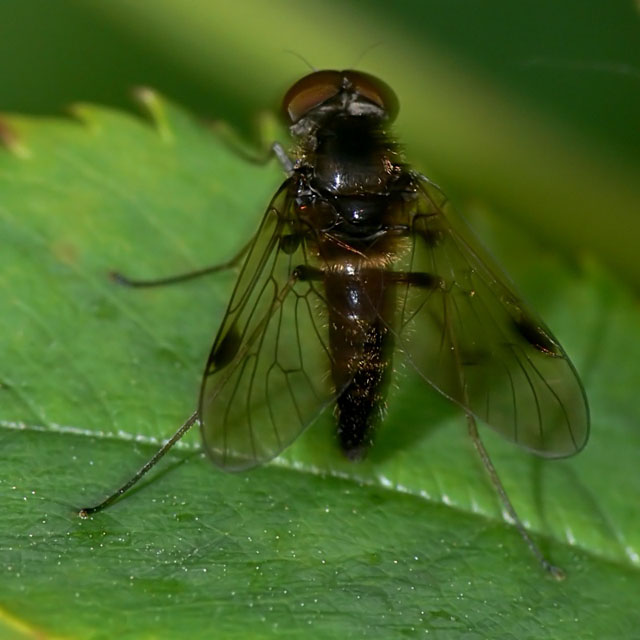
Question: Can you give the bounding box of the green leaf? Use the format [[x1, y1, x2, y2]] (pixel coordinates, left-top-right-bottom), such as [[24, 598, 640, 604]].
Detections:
[[0, 94, 638, 639]]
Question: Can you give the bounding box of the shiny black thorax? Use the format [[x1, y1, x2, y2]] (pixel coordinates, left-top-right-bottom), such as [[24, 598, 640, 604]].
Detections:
[[299, 113, 403, 239], [290, 110, 409, 459]]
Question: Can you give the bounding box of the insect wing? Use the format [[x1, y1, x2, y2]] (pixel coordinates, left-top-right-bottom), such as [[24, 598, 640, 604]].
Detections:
[[198, 180, 337, 471], [395, 175, 589, 457]]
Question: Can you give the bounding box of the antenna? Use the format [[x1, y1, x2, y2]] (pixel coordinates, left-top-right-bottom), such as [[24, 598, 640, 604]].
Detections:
[[349, 41, 384, 69], [283, 50, 317, 72]]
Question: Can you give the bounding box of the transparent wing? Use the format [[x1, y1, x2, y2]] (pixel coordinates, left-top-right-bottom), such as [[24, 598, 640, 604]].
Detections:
[[395, 174, 589, 457], [198, 179, 338, 471]]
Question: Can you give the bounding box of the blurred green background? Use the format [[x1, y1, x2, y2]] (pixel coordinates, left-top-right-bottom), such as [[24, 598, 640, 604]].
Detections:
[[1, 0, 638, 284]]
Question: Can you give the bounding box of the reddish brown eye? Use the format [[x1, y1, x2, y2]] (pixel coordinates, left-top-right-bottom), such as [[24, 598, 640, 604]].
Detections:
[[343, 70, 399, 122], [282, 70, 342, 124], [282, 69, 400, 124]]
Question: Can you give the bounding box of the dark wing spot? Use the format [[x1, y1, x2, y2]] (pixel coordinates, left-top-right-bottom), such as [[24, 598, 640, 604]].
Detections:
[[279, 234, 300, 254], [208, 327, 242, 373], [513, 316, 561, 356]]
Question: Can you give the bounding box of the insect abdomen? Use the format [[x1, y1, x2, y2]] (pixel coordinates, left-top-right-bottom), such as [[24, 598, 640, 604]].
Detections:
[[324, 267, 394, 459]]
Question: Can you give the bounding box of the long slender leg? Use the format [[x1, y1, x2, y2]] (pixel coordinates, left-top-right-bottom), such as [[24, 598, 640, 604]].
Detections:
[[387, 271, 444, 288], [208, 113, 287, 168], [81, 259, 307, 516], [229, 264, 561, 574], [433, 288, 564, 578], [78, 411, 199, 517], [466, 413, 565, 580], [111, 239, 252, 289]]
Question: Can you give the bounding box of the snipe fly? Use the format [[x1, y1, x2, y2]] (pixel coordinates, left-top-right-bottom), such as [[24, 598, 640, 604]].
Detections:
[[79, 70, 589, 578]]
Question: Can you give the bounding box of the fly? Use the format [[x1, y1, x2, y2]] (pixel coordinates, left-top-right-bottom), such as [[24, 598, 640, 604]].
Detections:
[[79, 70, 589, 578]]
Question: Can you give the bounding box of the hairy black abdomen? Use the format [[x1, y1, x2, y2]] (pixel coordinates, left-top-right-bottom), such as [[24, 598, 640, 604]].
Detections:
[[324, 269, 395, 459], [336, 321, 390, 459]]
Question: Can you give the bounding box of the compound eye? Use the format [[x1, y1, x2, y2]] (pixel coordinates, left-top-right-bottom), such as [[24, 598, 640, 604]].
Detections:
[[282, 70, 342, 124], [343, 70, 399, 122]]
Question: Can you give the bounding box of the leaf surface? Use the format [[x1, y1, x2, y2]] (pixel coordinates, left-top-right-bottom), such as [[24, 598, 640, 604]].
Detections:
[[0, 95, 638, 639]]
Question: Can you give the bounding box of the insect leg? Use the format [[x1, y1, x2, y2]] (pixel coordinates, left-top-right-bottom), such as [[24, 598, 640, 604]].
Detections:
[[466, 413, 565, 580], [272, 142, 295, 174], [209, 113, 286, 167], [438, 290, 564, 578], [78, 410, 199, 517], [291, 265, 324, 281], [387, 272, 444, 288], [110, 239, 252, 289]]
